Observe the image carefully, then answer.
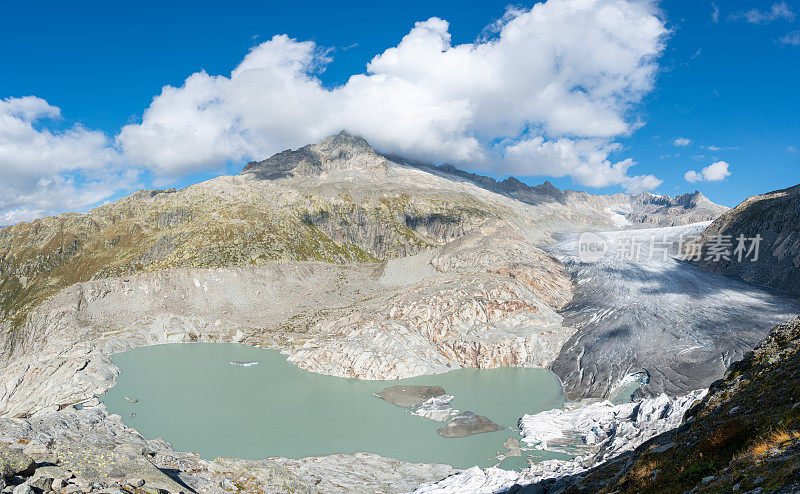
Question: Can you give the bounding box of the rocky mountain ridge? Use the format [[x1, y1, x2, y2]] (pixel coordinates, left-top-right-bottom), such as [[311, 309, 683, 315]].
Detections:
[[692, 183, 800, 296], [386, 151, 727, 226]]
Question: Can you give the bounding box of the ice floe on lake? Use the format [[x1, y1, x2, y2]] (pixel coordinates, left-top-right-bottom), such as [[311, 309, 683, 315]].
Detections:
[[411, 390, 706, 493]]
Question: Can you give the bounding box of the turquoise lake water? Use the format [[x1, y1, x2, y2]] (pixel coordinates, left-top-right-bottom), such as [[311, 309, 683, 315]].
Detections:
[[103, 343, 569, 469]]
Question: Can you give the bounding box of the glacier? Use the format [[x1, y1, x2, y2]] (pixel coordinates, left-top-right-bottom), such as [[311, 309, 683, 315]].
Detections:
[[546, 223, 800, 399]]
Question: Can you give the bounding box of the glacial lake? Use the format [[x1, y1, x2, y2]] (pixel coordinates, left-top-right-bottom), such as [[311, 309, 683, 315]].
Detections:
[[103, 343, 569, 469]]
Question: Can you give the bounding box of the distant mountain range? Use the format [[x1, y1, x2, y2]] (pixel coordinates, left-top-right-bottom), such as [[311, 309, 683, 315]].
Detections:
[[0, 131, 726, 333], [387, 154, 727, 227]]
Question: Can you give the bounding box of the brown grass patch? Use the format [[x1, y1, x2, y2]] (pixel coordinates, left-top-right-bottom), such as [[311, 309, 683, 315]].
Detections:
[[628, 459, 662, 485], [697, 419, 750, 460], [736, 428, 800, 461]]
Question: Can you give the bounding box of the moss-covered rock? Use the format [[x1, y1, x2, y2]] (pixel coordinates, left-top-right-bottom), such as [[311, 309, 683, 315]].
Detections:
[[55, 443, 184, 493], [0, 444, 35, 477]]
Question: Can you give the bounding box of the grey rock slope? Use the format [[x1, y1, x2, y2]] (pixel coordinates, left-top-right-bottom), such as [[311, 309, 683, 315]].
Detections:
[[692, 183, 800, 296], [0, 131, 734, 492]]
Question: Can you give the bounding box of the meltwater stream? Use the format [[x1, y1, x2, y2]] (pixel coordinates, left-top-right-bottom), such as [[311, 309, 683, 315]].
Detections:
[[103, 343, 568, 469]]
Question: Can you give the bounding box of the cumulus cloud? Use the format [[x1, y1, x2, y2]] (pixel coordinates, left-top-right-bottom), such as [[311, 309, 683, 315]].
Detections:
[[118, 0, 668, 191], [0, 96, 134, 224], [0, 97, 116, 176], [3, 0, 670, 223], [684, 160, 731, 183], [673, 137, 692, 147], [729, 2, 795, 24]]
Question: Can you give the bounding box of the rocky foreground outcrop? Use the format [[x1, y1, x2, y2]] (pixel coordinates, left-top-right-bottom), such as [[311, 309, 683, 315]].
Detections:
[[692, 183, 800, 297], [0, 404, 457, 494], [546, 316, 800, 493]]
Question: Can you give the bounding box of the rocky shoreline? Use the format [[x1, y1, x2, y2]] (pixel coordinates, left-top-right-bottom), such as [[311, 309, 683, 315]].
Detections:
[[1, 404, 458, 494], [0, 134, 752, 493]]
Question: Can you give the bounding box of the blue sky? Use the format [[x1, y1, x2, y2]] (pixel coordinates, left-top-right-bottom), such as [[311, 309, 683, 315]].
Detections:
[[0, 0, 798, 223]]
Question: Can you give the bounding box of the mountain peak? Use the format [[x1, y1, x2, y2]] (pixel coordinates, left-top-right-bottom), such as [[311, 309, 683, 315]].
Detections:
[[318, 130, 373, 152], [241, 130, 386, 179]]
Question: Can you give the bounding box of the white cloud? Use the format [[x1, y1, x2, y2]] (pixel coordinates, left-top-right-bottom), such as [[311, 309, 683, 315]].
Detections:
[[711, 3, 720, 23], [2, 0, 670, 223], [684, 160, 731, 183], [683, 171, 702, 182], [0, 96, 135, 224], [780, 30, 800, 45], [502, 137, 662, 192], [788, 145, 798, 153], [118, 0, 668, 191], [730, 2, 795, 24], [0, 97, 117, 177], [673, 137, 692, 147], [0, 169, 141, 225]]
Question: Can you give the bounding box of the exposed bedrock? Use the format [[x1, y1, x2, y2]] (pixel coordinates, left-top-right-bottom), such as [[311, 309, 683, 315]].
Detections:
[[0, 404, 457, 494], [0, 220, 576, 417], [287, 269, 574, 379]]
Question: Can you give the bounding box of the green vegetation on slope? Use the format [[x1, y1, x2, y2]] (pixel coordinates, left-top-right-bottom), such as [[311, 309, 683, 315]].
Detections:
[[0, 179, 492, 334]]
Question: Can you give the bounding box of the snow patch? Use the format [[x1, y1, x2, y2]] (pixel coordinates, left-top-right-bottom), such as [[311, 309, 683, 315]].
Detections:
[[410, 394, 455, 422]]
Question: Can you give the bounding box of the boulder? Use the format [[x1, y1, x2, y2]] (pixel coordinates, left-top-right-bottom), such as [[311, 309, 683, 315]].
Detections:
[[12, 484, 33, 494], [436, 411, 503, 438], [28, 476, 53, 491], [375, 385, 446, 407], [0, 446, 36, 477], [55, 443, 184, 493]]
